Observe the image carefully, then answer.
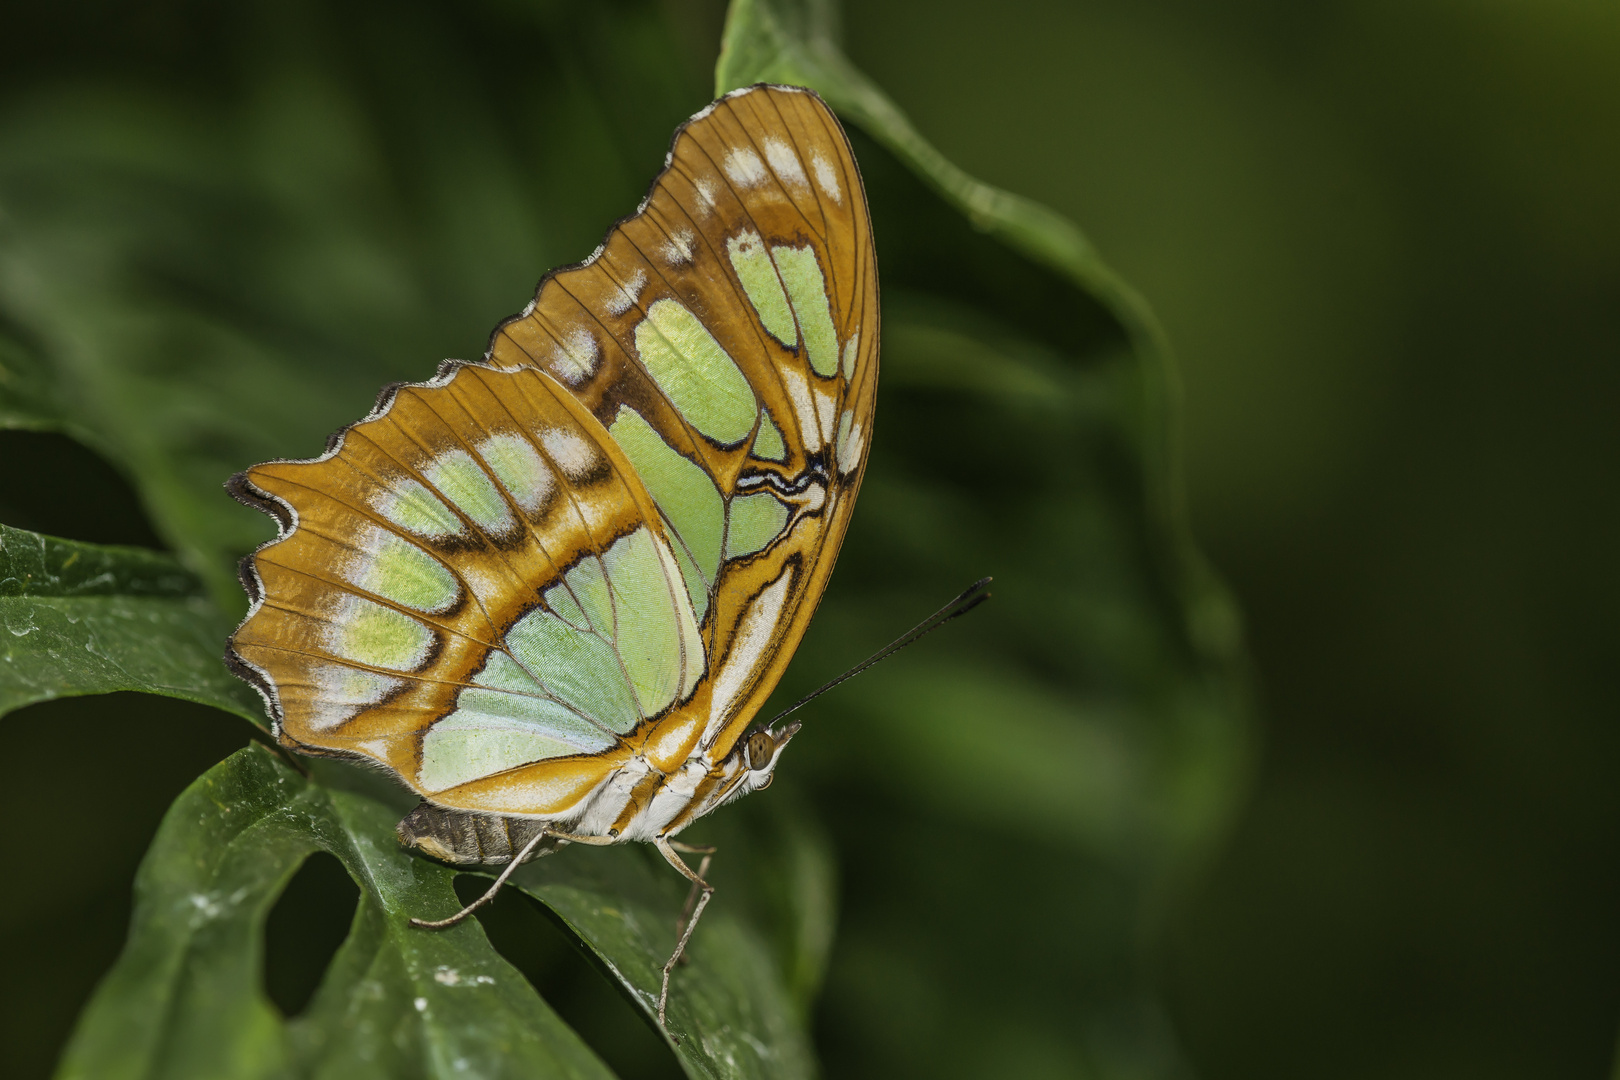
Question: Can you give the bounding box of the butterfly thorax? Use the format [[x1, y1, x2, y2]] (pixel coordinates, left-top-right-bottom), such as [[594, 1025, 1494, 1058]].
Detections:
[[397, 724, 795, 866]]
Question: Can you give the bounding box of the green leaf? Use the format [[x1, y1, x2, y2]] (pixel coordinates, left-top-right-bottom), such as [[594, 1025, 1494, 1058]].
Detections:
[[718, 1, 1126, 285], [61, 746, 834, 1080], [512, 792, 833, 1079], [0, 524, 259, 722], [58, 746, 615, 1080]]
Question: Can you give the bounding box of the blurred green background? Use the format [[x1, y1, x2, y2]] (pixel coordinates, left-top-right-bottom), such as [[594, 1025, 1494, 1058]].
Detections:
[[2, 1, 1617, 1078], [842, 1, 1620, 1077]]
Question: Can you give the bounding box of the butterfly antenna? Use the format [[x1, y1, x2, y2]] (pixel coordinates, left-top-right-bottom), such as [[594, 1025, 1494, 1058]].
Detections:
[[761, 577, 993, 735]]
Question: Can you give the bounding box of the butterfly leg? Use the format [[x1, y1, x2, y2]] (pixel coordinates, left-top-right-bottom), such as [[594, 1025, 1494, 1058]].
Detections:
[[655, 836, 715, 1028], [669, 839, 717, 951], [672, 852, 714, 971], [409, 826, 552, 930]]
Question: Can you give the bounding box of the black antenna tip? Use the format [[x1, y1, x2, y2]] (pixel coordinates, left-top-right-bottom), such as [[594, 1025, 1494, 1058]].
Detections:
[[755, 573, 996, 735], [945, 577, 993, 620]]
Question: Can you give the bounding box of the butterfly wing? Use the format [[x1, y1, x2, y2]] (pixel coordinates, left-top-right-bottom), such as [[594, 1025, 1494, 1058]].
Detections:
[[230, 363, 702, 812], [228, 85, 877, 818], [486, 85, 879, 763]]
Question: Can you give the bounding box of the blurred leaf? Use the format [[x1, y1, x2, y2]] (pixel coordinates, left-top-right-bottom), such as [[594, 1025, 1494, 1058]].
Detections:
[[0, 2, 710, 608], [716, 2, 1253, 1076], [717, 0, 1153, 320], [62, 745, 832, 1080], [0, 523, 259, 721]]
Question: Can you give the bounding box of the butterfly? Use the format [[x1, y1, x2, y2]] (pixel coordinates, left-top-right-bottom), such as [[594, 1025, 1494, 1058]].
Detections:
[[225, 83, 877, 1024]]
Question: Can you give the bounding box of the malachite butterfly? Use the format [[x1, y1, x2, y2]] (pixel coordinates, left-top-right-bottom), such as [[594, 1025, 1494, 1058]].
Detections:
[[225, 84, 877, 1021]]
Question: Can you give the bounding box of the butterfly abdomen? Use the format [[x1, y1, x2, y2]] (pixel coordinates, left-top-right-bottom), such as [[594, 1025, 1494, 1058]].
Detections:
[[397, 801, 564, 866]]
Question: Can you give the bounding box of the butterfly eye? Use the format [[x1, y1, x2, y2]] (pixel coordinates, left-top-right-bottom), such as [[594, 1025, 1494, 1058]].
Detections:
[[746, 731, 775, 771]]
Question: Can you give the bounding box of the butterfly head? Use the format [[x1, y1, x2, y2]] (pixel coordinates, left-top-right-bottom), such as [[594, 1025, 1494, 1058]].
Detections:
[[728, 721, 800, 798]]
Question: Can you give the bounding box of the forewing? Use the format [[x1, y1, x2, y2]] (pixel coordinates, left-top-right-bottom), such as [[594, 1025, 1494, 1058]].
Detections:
[[486, 85, 879, 762]]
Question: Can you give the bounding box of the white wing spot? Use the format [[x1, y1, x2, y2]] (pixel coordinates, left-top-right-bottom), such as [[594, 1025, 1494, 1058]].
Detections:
[[661, 227, 696, 266], [373, 479, 462, 540], [605, 268, 647, 317], [694, 178, 719, 215], [779, 367, 821, 453], [838, 414, 866, 476], [763, 137, 808, 190], [704, 567, 793, 746], [812, 152, 842, 203], [550, 327, 598, 385], [813, 384, 838, 446], [724, 147, 767, 188], [478, 433, 554, 514], [308, 665, 402, 732], [541, 427, 597, 480]]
